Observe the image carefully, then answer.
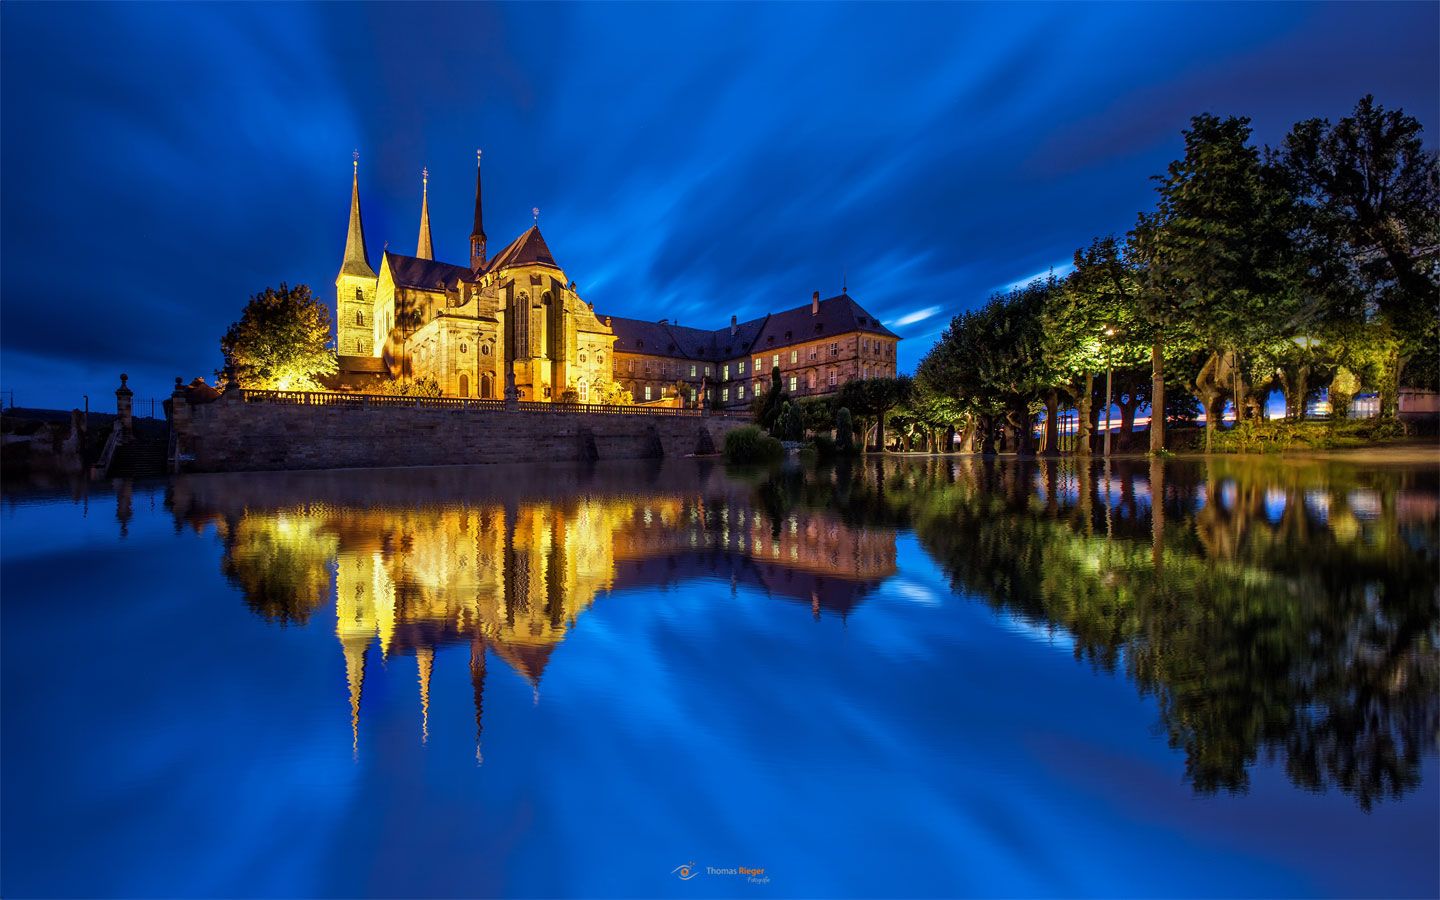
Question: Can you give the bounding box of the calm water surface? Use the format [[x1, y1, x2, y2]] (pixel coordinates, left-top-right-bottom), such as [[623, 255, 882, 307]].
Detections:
[[2, 457, 1437, 898]]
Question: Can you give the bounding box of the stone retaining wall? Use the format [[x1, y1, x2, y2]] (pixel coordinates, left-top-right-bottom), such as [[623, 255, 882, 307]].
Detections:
[[178, 393, 749, 472]]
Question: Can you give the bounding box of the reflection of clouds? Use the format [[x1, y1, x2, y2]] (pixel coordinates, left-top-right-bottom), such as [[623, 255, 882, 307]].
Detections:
[[888, 578, 942, 606]]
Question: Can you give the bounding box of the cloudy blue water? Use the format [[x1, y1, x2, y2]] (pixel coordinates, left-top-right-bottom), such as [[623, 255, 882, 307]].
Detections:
[[2, 458, 1436, 897]]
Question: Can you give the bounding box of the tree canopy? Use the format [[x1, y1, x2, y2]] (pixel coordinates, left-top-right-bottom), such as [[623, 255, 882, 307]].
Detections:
[[221, 283, 337, 390]]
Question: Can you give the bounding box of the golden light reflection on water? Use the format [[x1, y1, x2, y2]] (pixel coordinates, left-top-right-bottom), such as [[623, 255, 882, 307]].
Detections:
[[166, 464, 898, 759]]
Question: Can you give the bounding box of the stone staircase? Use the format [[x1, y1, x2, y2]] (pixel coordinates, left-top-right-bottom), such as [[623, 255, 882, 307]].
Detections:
[[107, 436, 170, 477]]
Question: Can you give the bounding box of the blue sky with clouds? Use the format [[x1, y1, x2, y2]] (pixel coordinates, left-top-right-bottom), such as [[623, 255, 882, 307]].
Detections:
[[2, 2, 1435, 409]]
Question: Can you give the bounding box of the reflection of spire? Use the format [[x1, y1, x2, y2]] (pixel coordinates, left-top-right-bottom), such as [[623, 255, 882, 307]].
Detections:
[[417, 646, 434, 744], [342, 636, 368, 757], [470, 637, 487, 765]]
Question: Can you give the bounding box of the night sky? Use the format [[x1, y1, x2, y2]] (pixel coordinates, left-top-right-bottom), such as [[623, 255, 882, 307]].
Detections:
[[2, 2, 1435, 411]]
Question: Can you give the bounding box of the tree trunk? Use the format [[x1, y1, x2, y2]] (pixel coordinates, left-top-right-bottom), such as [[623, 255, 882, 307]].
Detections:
[[1076, 373, 1095, 457], [1294, 364, 1310, 420], [979, 415, 998, 456], [1010, 404, 1037, 457], [1119, 396, 1137, 451], [1043, 390, 1059, 457], [1149, 337, 1166, 454]]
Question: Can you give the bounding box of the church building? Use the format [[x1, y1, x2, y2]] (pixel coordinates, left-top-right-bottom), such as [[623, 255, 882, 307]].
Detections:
[[335, 152, 898, 406]]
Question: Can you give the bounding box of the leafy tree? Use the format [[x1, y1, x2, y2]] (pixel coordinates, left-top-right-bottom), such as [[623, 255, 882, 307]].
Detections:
[[1276, 95, 1440, 415], [220, 283, 337, 390]]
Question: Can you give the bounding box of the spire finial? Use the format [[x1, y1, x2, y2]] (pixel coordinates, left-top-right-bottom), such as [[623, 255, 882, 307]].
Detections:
[[422, 166, 428, 187], [532, 207, 540, 226], [842, 266, 847, 294], [477, 148, 482, 163], [353, 148, 359, 172]]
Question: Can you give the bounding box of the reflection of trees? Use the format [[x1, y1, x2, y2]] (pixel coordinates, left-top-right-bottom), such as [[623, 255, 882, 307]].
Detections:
[[828, 457, 1439, 810], [219, 511, 337, 625]]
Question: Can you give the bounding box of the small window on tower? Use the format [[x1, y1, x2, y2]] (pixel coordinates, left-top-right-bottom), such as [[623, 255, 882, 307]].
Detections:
[[355, 287, 363, 303], [356, 310, 364, 326]]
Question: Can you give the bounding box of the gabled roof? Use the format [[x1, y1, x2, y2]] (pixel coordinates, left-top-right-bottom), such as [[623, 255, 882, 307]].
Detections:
[[484, 226, 559, 273], [610, 293, 897, 361], [384, 253, 471, 292]]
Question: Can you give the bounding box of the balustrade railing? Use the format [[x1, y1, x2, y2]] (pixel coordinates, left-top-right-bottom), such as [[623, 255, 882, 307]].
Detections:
[[234, 389, 746, 418]]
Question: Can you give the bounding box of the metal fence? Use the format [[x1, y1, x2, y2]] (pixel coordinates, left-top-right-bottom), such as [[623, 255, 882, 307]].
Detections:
[[233, 389, 745, 419]]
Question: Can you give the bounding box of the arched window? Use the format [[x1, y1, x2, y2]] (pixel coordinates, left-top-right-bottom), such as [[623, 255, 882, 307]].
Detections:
[[459, 374, 470, 397], [355, 287, 363, 304], [355, 340, 363, 354], [481, 373, 493, 399], [481, 343, 491, 356], [460, 343, 468, 354], [355, 310, 364, 326], [578, 379, 589, 403], [596, 352, 604, 365]]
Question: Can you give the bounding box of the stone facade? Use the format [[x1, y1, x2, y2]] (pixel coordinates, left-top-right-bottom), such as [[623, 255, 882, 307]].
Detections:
[[335, 155, 898, 407]]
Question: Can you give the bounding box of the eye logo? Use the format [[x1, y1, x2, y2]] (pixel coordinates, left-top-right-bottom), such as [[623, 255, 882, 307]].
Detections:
[[672, 862, 699, 881]]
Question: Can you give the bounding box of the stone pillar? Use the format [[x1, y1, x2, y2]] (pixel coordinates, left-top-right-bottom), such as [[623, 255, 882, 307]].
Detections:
[[169, 378, 191, 470], [115, 373, 134, 438]]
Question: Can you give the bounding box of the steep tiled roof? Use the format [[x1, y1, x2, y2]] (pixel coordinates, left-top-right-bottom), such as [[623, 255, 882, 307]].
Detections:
[[752, 294, 897, 350], [611, 293, 896, 361], [484, 226, 559, 273], [385, 253, 471, 291]]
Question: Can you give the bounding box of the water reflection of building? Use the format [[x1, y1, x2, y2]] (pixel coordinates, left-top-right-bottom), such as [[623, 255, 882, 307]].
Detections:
[[167, 468, 896, 758]]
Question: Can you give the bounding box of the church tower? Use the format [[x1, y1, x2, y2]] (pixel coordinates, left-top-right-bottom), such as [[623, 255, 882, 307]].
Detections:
[[470, 150, 487, 269], [416, 167, 434, 260], [336, 151, 378, 358]]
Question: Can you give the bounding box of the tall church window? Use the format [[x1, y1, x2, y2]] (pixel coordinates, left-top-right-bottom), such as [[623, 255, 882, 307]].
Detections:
[[356, 310, 364, 326], [481, 373, 493, 399], [356, 340, 363, 354], [459, 374, 469, 397]]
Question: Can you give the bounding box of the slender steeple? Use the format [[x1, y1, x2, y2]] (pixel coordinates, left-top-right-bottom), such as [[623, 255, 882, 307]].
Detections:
[[416, 167, 434, 260], [341, 150, 375, 278], [470, 149, 487, 269]]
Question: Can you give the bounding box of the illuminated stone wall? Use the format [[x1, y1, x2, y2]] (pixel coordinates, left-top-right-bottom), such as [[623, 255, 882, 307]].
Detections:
[[180, 394, 750, 471]]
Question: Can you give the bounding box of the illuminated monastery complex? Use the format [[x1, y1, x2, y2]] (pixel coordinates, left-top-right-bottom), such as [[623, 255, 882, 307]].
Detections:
[[335, 152, 899, 408]]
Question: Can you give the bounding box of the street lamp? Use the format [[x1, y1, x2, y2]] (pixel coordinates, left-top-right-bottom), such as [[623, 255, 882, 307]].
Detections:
[[1102, 326, 1116, 457]]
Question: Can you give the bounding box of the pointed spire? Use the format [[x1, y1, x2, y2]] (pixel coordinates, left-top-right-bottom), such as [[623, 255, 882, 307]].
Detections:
[[470, 149, 487, 269], [341, 150, 375, 278], [417, 646, 434, 744], [416, 167, 434, 260]]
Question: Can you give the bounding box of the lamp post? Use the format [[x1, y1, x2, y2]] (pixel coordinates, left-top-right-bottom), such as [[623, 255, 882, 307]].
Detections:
[[1102, 326, 1116, 457]]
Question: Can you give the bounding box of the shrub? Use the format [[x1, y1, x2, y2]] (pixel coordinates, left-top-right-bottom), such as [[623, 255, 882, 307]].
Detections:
[[379, 375, 443, 397], [724, 425, 784, 463], [811, 433, 837, 458]]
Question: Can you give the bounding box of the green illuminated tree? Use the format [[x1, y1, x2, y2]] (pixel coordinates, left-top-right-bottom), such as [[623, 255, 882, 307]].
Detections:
[[221, 283, 337, 390]]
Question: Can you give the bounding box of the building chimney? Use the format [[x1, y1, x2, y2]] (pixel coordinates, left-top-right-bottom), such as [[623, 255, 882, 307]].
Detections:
[[811, 291, 820, 315], [730, 315, 737, 336]]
